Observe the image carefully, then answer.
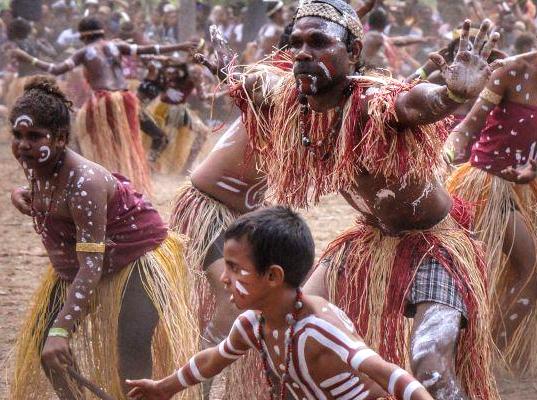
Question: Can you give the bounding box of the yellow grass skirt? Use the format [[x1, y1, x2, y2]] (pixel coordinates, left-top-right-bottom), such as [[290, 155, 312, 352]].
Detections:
[[10, 233, 201, 399], [170, 183, 269, 400], [144, 99, 209, 174], [447, 163, 537, 374], [75, 90, 152, 195]]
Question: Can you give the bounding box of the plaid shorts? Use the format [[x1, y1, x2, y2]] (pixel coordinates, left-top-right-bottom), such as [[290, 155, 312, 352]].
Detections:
[[405, 252, 467, 319]]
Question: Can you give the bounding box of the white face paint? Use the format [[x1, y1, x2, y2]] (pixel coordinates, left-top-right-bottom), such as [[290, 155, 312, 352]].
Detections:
[[38, 146, 51, 163], [375, 188, 396, 200], [422, 371, 441, 388], [235, 280, 249, 296], [318, 62, 332, 80], [239, 270, 251, 276], [14, 115, 34, 128]]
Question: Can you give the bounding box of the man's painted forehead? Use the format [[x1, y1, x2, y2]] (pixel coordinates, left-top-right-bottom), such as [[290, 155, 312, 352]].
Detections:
[[293, 16, 348, 40]]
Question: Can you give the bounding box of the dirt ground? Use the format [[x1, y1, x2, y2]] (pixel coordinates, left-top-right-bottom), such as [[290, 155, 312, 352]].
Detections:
[[0, 131, 535, 398]]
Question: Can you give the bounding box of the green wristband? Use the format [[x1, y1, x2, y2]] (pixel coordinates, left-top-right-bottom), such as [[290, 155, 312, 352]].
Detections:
[[446, 87, 467, 104], [416, 67, 428, 80], [48, 327, 69, 338]]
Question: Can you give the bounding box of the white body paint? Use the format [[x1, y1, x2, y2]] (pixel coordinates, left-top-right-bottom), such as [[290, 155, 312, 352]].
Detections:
[[14, 115, 34, 128], [37, 146, 51, 163], [235, 280, 249, 296], [375, 188, 396, 200]]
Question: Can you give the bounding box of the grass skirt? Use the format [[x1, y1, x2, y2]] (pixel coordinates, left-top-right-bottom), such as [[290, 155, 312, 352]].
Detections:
[[144, 99, 209, 174], [9, 233, 200, 399], [320, 200, 498, 399], [447, 163, 537, 374], [170, 183, 269, 400], [75, 90, 152, 194]]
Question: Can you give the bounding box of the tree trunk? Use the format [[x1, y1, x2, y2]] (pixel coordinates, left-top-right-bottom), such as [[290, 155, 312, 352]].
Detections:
[[177, 0, 197, 42]]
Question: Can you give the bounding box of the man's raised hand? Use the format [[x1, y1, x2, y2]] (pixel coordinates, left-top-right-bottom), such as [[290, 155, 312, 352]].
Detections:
[[430, 19, 500, 100]]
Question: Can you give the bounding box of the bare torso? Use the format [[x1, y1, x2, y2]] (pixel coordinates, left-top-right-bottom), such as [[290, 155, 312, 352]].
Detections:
[[191, 118, 266, 214], [75, 39, 128, 91]]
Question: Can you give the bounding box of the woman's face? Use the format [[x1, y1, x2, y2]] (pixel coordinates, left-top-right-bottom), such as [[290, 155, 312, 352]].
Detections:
[[11, 114, 64, 171]]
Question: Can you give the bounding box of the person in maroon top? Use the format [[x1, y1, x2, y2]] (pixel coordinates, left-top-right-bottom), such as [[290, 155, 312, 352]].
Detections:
[[8, 76, 198, 400], [445, 50, 537, 375]]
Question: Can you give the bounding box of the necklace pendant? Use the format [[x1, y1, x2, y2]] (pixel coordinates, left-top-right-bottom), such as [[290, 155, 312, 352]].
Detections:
[[302, 136, 311, 147]]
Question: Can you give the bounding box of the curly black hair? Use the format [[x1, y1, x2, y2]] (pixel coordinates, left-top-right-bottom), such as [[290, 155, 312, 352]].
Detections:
[[10, 76, 73, 141]]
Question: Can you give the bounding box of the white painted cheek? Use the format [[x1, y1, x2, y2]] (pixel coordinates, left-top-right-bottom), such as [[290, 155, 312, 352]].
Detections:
[[235, 280, 250, 296], [318, 62, 332, 79], [38, 146, 51, 163], [239, 270, 251, 276]]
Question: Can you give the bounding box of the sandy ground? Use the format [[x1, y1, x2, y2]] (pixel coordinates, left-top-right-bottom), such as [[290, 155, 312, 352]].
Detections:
[[0, 130, 535, 398]]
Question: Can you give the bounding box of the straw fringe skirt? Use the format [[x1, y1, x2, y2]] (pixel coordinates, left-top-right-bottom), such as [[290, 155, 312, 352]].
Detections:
[[10, 233, 201, 400], [75, 90, 152, 194], [320, 204, 498, 399], [170, 183, 270, 400], [447, 163, 537, 374], [145, 99, 209, 174]]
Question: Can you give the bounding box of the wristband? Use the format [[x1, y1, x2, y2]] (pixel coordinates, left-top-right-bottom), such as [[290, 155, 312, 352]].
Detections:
[[415, 67, 428, 80], [31, 57, 38, 66], [155, 44, 161, 55], [446, 87, 467, 104], [48, 327, 69, 338], [76, 242, 106, 253]]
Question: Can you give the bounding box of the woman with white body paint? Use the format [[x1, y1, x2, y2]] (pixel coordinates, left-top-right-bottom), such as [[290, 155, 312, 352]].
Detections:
[[10, 16, 200, 195], [446, 50, 537, 375], [127, 207, 433, 400], [8, 77, 199, 400]]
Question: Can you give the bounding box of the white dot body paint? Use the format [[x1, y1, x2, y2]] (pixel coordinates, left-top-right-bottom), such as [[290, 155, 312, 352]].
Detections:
[[38, 146, 51, 163], [74, 305, 81, 311], [235, 280, 249, 296], [494, 79, 500, 85], [279, 364, 285, 371], [274, 345, 280, 356], [273, 330, 279, 339], [375, 188, 396, 200], [510, 314, 519, 320], [75, 292, 85, 299], [510, 70, 517, 76], [65, 314, 73, 320], [516, 84, 522, 92], [517, 298, 530, 306]]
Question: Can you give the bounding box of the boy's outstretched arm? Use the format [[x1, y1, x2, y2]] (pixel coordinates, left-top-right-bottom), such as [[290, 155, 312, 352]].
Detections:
[[126, 317, 252, 400]]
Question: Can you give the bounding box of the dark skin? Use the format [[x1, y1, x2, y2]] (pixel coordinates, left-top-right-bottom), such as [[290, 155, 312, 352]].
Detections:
[[11, 119, 159, 398], [126, 237, 432, 400], [12, 36, 200, 91], [241, 16, 498, 398], [445, 51, 537, 350]]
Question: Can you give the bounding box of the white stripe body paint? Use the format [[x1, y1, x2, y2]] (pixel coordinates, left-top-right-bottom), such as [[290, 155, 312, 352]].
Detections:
[[331, 377, 360, 396], [403, 380, 423, 400], [216, 181, 241, 193], [320, 372, 351, 388], [388, 368, 406, 394], [189, 357, 207, 381], [218, 341, 241, 359], [350, 349, 377, 370], [223, 176, 248, 185], [339, 384, 366, 400], [235, 280, 249, 295], [176, 368, 188, 387]]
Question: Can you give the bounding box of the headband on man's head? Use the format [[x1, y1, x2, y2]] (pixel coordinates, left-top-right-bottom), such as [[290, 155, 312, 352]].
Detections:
[[295, 0, 363, 41], [79, 29, 105, 37]]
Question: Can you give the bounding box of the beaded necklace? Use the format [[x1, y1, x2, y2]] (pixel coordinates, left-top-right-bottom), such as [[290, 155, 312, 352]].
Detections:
[[30, 150, 65, 235], [256, 288, 303, 400], [299, 80, 356, 161]]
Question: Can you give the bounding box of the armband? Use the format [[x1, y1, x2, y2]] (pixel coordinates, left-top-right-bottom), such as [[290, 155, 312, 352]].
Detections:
[[48, 327, 69, 338], [415, 67, 428, 80], [446, 87, 467, 104], [130, 44, 138, 56], [76, 242, 106, 253], [155, 44, 161, 55], [479, 87, 502, 105], [31, 57, 38, 66]]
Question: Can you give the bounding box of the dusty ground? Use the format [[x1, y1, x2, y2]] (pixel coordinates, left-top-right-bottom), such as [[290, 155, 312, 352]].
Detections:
[[0, 131, 535, 398]]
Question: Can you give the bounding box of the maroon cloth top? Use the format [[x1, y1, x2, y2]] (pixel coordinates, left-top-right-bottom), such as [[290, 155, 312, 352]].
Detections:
[[40, 174, 168, 281], [470, 101, 537, 175]]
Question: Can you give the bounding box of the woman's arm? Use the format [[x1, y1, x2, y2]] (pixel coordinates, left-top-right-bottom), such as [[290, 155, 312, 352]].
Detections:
[[12, 48, 83, 75]]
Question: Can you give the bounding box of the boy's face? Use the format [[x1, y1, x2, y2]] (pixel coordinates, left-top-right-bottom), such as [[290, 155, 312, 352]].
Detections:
[[221, 237, 271, 310]]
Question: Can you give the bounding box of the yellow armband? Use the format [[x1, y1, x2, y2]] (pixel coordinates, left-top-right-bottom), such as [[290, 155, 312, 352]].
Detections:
[[479, 87, 502, 105], [75, 242, 106, 253]]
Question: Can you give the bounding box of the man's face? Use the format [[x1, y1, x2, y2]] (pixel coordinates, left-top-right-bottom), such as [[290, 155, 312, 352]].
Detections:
[[164, 11, 177, 26], [289, 17, 357, 96], [220, 237, 271, 310]]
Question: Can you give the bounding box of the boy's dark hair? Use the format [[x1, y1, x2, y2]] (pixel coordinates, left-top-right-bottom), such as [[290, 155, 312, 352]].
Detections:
[[225, 206, 315, 288], [368, 8, 388, 31], [10, 76, 73, 141], [7, 17, 31, 40]]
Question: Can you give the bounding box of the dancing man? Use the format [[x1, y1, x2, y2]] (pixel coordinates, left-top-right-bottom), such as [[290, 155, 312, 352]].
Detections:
[[11, 16, 199, 194], [226, 0, 500, 398]]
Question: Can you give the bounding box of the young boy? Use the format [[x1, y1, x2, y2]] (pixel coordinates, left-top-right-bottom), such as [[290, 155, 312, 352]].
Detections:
[[127, 207, 433, 400]]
